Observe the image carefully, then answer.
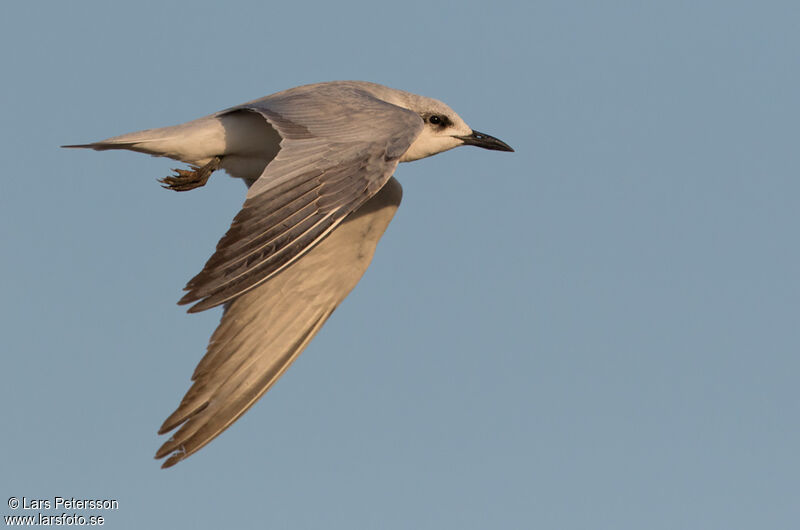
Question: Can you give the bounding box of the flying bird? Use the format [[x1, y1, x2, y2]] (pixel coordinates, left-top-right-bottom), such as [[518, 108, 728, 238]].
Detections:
[[65, 81, 513, 467]]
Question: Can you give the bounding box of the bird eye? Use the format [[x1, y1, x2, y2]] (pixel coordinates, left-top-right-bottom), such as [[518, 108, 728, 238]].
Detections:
[[428, 115, 442, 125]]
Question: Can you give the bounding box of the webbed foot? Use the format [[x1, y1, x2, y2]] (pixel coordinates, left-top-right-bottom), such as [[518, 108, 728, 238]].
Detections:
[[159, 157, 222, 191]]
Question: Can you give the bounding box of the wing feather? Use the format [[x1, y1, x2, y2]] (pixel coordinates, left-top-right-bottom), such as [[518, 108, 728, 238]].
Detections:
[[156, 178, 403, 467], [179, 87, 422, 312]]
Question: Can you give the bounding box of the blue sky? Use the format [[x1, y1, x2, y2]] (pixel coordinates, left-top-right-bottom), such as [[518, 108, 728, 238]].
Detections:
[[1, 1, 798, 528]]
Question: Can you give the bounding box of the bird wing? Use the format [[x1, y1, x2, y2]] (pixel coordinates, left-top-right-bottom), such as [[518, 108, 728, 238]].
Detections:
[[156, 178, 404, 467], [178, 84, 423, 312]]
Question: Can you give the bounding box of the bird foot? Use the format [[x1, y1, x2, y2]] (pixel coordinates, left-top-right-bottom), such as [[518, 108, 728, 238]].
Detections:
[[159, 157, 221, 191]]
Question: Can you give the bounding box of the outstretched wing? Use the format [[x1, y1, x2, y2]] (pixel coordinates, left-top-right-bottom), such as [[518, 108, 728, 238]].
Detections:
[[156, 179, 404, 467], [178, 84, 423, 312]]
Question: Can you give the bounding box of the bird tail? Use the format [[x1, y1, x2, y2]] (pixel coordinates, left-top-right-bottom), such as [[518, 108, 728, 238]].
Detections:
[[62, 116, 228, 164]]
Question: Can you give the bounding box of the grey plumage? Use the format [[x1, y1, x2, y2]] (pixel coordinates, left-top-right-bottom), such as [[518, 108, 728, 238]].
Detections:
[[64, 81, 513, 468]]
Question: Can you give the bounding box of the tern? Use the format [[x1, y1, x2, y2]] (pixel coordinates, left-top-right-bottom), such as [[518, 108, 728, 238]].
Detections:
[[65, 81, 513, 467]]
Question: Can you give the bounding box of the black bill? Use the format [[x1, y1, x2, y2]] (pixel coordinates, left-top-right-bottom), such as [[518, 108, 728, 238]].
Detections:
[[458, 130, 514, 152]]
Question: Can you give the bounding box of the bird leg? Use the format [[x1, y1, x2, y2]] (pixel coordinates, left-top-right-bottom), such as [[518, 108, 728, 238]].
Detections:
[[158, 157, 222, 192]]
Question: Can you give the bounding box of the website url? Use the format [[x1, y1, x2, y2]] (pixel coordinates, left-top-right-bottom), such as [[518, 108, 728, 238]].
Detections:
[[4, 513, 105, 526]]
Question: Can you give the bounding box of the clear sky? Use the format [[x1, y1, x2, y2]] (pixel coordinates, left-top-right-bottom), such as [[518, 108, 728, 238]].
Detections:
[[1, 1, 798, 528]]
